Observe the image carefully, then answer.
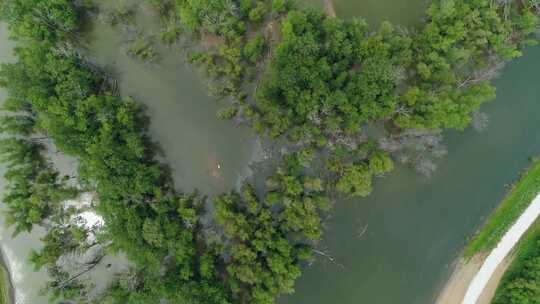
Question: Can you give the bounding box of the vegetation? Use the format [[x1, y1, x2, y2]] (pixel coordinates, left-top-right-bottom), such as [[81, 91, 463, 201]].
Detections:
[[0, 1, 227, 302], [165, 0, 538, 181], [0, 0, 538, 304], [128, 35, 160, 62], [214, 159, 329, 303], [463, 158, 540, 259], [493, 219, 540, 303], [0, 262, 9, 304]]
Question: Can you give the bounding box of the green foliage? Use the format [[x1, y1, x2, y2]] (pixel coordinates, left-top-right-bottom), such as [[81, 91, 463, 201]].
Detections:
[[217, 106, 238, 119], [271, 0, 289, 15], [254, 11, 410, 140], [244, 34, 266, 63], [0, 1, 538, 304], [128, 36, 159, 62], [248, 2, 268, 24], [105, 1, 135, 26], [176, 0, 244, 37], [174, 0, 292, 120], [394, 0, 534, 130], [493, 220, 540, 304], [160, 16, 182, 44], [215, 164, 326, 303], [0, 263, 9, 304], [0, 1, 229, 302], [330, 148, 394, 197], [0, 138, 77, 235], [0, 115, 35, 135], [1, 0, 77, 42]]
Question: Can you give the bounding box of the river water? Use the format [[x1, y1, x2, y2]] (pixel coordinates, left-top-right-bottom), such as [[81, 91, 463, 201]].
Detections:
[[86, 2, 260, 196], [2, 1, 540, 304], [0, 23, 50, 304], [300, 0, 427, 27], [279, 2, 540, 304]]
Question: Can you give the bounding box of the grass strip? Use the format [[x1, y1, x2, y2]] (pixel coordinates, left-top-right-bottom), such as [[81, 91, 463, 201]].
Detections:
[[464, 158, 540, 259], [0, 263, 10, 304]]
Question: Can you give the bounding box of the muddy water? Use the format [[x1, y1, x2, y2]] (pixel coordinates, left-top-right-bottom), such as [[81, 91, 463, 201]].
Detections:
[[0, 23, 50, 304], [0, 2, 260, 302], [2, 2, 540, 304], [279, 4, 540, 304], [299, 0, 427, 27], [86, 3, 259, 196]]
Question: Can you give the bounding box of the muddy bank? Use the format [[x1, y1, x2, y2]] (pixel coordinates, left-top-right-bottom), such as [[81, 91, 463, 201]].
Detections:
[[437, 193, 540, 304]]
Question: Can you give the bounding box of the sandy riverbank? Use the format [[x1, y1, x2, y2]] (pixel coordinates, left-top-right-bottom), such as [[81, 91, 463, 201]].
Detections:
[[437, 192, 540, 303], [436, 254, 512, 304]]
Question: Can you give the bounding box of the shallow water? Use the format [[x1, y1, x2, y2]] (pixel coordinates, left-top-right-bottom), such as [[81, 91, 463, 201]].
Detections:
[[279, 12, 540, 304], [298, 0, 427, 26], [2, 2, 540, 304], [0, 23, 50, 304], [86, 4, 259, 196], [333, 0, 427, 26]]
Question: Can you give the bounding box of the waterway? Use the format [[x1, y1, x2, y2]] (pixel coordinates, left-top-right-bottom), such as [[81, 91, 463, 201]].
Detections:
[[279, 2, 540, 303], [86, 1, 260, 196], [0, 23, 50, 304], [300, 0, 428, 27], [2, 1, 540, 304]]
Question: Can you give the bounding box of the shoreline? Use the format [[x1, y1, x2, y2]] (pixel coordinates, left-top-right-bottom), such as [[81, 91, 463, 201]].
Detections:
[[435, 254, 513, 304], [437, 193, 540, 304], [0, 249, 14, 304]]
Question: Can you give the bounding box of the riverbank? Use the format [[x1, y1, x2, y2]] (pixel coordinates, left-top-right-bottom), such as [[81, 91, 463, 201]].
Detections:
[[436, 159, 540, 304], [464, 158, 540, 259], [491, 218, 540, 303], [0, 251, 13, 304], [436, 254, 513, 304], [437, 195, 540, 303]]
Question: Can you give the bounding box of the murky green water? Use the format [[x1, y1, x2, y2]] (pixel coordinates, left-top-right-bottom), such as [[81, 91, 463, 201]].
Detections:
[[0, 23, 50, 304], [333, 0, 427, 26], [279, 4, 540, 304], [298, 0, 427, 26], [86, 5, 259, 196], [2, 2, 540, 304]]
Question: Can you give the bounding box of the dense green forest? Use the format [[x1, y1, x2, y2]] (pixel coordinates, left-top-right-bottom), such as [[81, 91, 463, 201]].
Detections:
[[0, 0, 538, 303], [493, 220, 540, 303]]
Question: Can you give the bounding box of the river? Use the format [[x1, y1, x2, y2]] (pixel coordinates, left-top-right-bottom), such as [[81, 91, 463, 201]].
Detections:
[[2, 1, 540, 304], [300, 0, 428, 26], [86, 1, 260, 196], [280, 2, 540, 304], [0, 23, 50, 304]]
